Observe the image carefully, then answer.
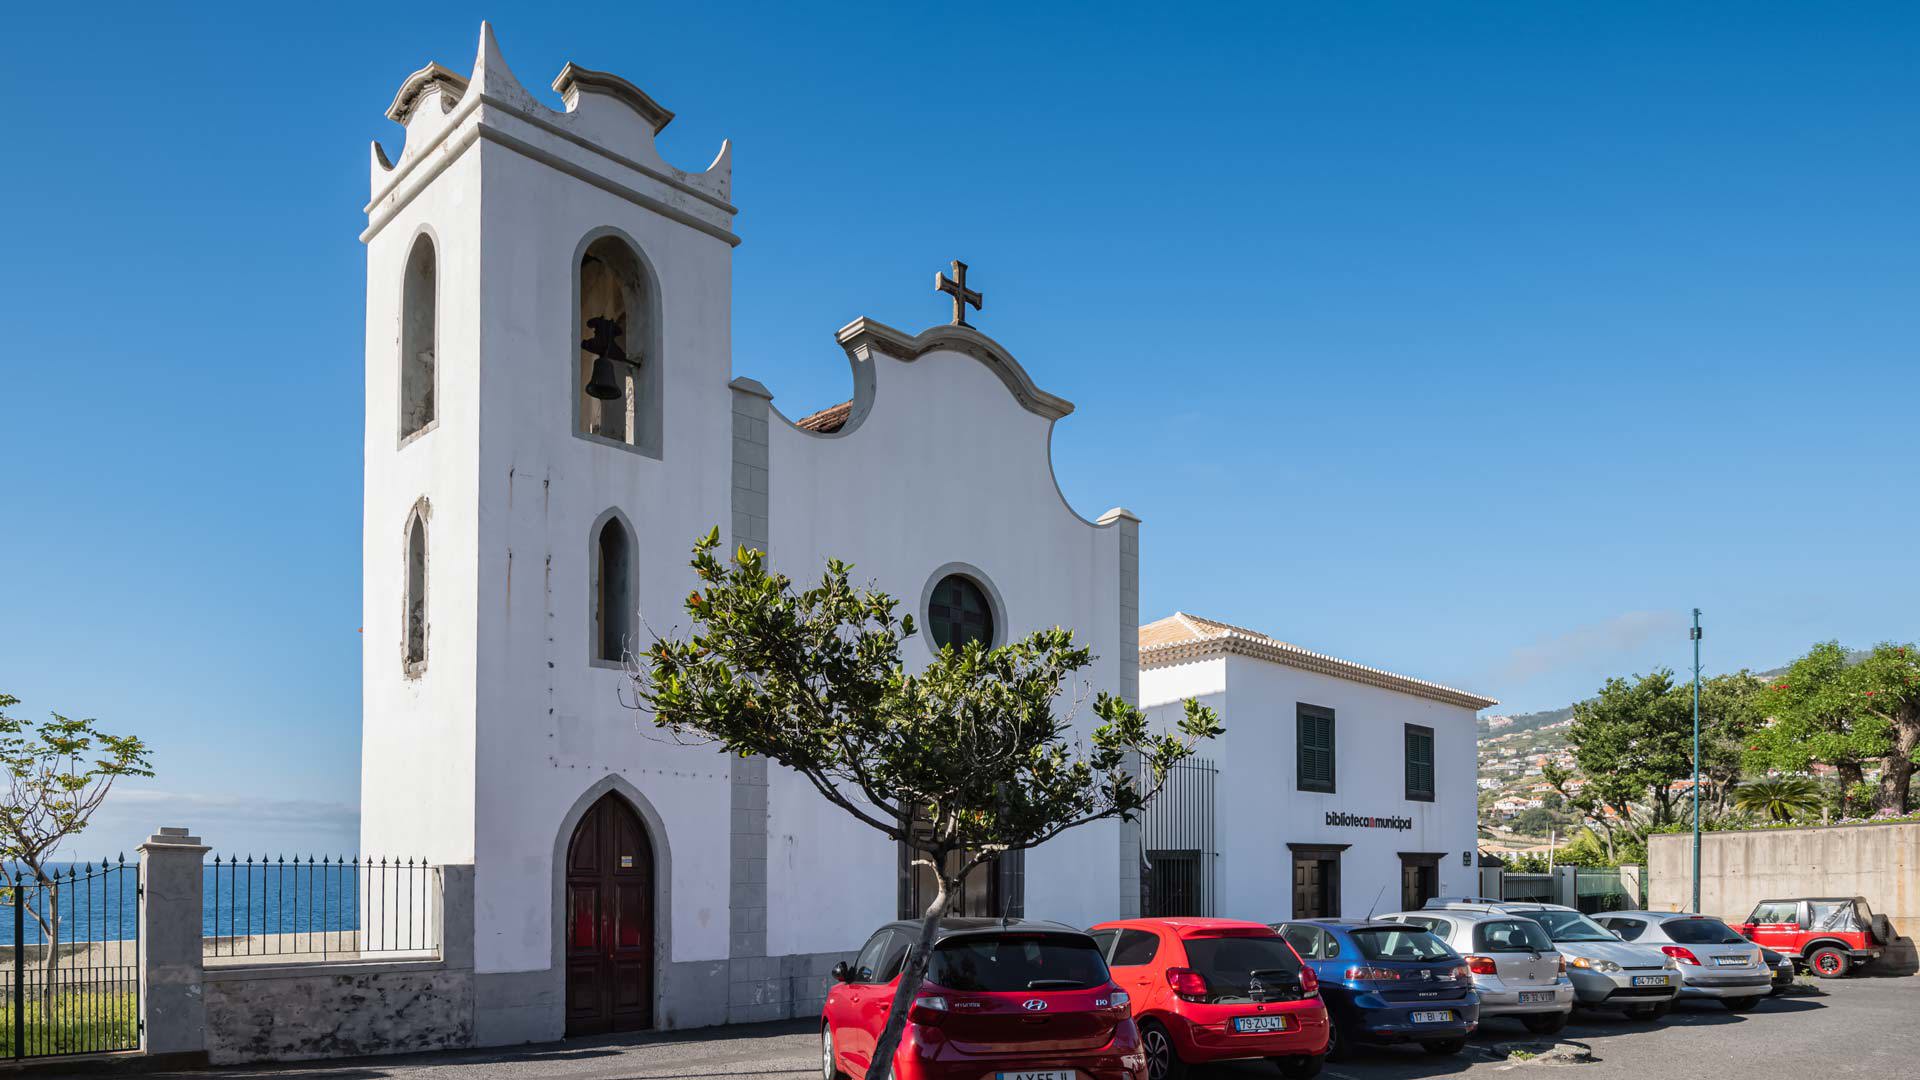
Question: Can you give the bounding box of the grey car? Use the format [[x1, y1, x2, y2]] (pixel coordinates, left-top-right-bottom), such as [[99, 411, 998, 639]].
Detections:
[[1422, 900, 1680, 1019], [1381, 909, 1576, 1034], [1593, 912, 1772, 1011]]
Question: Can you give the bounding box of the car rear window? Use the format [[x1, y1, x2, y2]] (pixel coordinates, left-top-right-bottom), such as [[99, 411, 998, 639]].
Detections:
[[1184, 935, 1306, 1002], [1474, 919, 1554, 953], [927, 934, 1109, 992], [1350, 927, 1454, 961], [1662, 918, 1745, 945]]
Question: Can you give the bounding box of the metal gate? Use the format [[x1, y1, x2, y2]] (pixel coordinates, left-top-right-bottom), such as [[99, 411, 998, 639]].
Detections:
[[1141, 757, 1217, 917], [0, 859, 140, 1059]]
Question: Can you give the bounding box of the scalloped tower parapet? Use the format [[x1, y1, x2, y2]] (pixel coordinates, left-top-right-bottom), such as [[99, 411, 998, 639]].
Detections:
[[369, 22, 732, 208]]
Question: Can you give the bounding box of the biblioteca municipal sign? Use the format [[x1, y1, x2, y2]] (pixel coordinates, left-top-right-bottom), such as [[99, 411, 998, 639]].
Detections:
[[1326, 811, 1416, 832]]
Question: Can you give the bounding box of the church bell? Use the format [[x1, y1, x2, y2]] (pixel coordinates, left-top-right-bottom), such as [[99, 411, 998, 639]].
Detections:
[[582, 316, 630, 401]]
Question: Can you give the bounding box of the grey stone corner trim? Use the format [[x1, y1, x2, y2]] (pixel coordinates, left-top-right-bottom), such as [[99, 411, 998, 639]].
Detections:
[[834, 317, 1075, 422], [388, 63, 469, 124], [1097, 506, 1141, 526], [729, 376, 775, 400], [141, 826, 209, 852]]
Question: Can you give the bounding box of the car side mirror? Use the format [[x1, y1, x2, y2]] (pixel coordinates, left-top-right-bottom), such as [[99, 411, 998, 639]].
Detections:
[[831, 961, 852, 984]]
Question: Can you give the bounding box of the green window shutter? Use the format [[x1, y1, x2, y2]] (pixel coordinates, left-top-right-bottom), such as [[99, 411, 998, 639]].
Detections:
[[1405, 725, 1435, 801], [1297, 706, 1336, 793]]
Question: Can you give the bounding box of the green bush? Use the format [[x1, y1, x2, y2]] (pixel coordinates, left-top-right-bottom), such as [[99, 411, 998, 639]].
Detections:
[[0, 991, 138, 1056]]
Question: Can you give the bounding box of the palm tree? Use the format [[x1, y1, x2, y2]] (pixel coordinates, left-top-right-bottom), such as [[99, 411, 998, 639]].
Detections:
[[1733, 775, 1824, 823]]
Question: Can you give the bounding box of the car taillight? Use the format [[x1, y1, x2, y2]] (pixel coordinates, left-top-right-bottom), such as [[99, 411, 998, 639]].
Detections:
[[1661, 946, 1701, 966], [908, 995, 949, 1024], [1342, 965, 1402, 982], [1464, 955, 1498, 976], [1557, 955, 1567, 975], [1298, 966, 1319, 995], [1166, 967, 1209, 1000]]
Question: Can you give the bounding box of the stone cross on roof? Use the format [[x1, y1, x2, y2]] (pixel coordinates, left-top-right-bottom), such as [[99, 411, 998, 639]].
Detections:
[[935, 259, 983, 327]]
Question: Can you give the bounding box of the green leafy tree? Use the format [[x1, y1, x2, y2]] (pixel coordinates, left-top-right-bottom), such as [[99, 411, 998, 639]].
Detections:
[[1732, 774, 1824, 822], [0, 693, 153, 996], [1746, 642, 1887, 815], [1845, 644, 1920, 813], [1545, 671, 1692, 863], [633, 532, 1221, 1080]]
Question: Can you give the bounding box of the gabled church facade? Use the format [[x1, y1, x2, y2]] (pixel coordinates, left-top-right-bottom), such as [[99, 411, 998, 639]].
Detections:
[[358, 25, 1141, 1045]]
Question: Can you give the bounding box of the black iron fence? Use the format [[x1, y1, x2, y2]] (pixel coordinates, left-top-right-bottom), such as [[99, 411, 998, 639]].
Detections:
[[204, 855, 440, 963], [1141, 756, 1218, 917], [0, 858, 141, 1060]]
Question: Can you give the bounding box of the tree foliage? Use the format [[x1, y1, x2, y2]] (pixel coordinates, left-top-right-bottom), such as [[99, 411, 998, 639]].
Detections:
[[0, 693, 153, 992], [1732, 774, 1824, 823], [633, 531, 1220, 1080], [1745, 641, 1894, 815], [1844, 644, 1920, 813]]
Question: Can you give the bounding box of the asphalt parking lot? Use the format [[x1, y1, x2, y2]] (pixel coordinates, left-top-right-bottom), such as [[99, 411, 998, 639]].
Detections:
[[168, 976, 1920, 1080]]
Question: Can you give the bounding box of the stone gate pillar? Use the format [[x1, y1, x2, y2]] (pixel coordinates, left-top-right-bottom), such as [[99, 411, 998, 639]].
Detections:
[[139, 826, 208, 1061]]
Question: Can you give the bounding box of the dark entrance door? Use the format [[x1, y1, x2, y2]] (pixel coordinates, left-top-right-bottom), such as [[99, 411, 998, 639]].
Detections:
[[1288, 843, 1347, 919], [1399, 853, 1443, 910], [565, 793, 654, 1036]]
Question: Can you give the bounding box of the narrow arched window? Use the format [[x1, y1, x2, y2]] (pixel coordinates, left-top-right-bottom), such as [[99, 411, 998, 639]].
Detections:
[[594, 515, 634, 663], [400, 234, 437, 440], [403, 507, 428, 673], [576, 235, 661, 456]]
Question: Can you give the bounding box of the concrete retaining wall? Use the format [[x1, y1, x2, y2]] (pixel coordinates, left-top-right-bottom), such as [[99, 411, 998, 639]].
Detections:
[[1648, 821, 1918, 974]]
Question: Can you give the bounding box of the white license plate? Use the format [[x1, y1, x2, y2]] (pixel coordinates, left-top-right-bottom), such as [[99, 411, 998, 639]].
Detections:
[[995, 1073, 1075, 1080], [1632, 975, 1669, 987], [1233, 1015, 1293, 1033], [1714, 956, 1749, 966], [1518, 991, 1556, 1004], [1411, 1010, 1454, 1023]]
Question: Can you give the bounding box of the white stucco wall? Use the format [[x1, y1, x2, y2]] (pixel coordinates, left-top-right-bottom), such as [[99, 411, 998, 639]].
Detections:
[[761, 342, 1129, 955], [1140, 653, 1480, 923]]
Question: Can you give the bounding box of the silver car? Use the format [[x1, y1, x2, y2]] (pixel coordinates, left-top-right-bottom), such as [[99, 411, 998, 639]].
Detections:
[[1593, 912, 1772, 1011], [1381, 909, 1576, 1034], [1422, 900, 1680, 1019]]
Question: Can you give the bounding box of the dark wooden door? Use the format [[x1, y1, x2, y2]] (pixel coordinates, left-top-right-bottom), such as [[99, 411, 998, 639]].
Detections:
[[565, 794, 654, 1036]]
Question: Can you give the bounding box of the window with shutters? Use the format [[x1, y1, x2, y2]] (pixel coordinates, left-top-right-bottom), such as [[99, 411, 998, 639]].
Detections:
[[1296, 703, 1336, 793], [1405, 724, 1436, 802]]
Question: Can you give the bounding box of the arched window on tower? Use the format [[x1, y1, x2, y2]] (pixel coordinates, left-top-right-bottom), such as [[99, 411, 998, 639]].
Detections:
[[593, 513, 635, 664], [576, 235, 661, 456], [403, 505, 428, 674], [400, 234, 437, 441]]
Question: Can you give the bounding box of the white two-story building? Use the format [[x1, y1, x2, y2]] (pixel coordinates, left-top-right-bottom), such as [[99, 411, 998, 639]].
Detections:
[[1137, 613, 1496, 922]]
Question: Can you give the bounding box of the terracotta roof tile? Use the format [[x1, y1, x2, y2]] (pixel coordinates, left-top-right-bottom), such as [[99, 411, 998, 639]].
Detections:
[[795, 400, 852, 433], [1138, 611, 1498, 710]]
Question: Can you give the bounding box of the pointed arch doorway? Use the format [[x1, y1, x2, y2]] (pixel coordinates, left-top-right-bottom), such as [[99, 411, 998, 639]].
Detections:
[[564, 792, 655, 1036]]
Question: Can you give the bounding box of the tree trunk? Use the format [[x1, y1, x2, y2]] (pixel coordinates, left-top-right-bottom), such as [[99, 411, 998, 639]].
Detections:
[[1873, 716, 1918, 814], [37, 878, 59, 1004], [1837, 761, 1865, 814], [865, 872, 951, 1080]]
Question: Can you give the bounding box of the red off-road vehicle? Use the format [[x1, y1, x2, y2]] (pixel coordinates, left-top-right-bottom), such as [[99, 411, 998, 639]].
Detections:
[[1735, 897, 1894, 977]]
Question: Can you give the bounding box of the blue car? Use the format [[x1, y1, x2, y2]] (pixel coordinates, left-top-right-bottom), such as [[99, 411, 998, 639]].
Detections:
[[1274, 920, 1480, 1059]]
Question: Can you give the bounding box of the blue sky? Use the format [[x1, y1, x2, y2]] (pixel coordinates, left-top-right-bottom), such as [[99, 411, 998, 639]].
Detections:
[[2, 3, 1915, 855]]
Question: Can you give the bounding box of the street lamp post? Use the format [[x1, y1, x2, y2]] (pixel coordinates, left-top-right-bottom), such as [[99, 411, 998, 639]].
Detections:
[[1691, 609, 1703, 914]]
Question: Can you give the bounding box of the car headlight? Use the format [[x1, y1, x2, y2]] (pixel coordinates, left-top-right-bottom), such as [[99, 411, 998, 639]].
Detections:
[[1569, 956, 1622, 974]]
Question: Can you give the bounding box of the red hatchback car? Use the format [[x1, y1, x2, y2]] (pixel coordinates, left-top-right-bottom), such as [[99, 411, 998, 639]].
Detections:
[[822, 918, 1147, 1080], [1090, 918, 1329, 1080]]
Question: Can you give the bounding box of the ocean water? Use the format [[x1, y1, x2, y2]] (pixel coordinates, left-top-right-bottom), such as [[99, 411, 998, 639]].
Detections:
[[2, 860, 432, 947]]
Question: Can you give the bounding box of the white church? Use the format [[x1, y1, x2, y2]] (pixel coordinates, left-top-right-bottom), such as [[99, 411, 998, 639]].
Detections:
[[356, 24, 1491, 1048]]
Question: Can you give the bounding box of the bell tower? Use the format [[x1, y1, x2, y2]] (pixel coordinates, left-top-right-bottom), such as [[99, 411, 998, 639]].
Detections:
[[357, 24, 741, 1030]]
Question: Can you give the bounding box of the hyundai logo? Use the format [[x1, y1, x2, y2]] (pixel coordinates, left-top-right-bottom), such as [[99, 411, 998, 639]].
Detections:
[[1022, 999, 1049, 1012]]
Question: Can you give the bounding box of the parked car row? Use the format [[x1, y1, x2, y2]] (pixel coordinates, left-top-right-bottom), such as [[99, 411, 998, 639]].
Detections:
[[820, 895, 1866, 1080]]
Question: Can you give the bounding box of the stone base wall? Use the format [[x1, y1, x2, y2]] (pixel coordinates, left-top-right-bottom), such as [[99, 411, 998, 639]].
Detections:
[[204, 961, 474, 1064], [1649, 821, 1919, 975]]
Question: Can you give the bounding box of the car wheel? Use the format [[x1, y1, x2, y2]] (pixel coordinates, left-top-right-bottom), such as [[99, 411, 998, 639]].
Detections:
[[820, 1026, 845, 1080], [1423, 1038, 1467, 1056], [1808, 947, 1850, 978], [1140, 1021, 1188, 1080], [1271, 1053, 1324, 1079], [1722, 995, 1761, 1012], [1870, 914, 1895, 947], [1323, 1019, 1353, 1062], [1522, 1011, 1568, 1035]]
